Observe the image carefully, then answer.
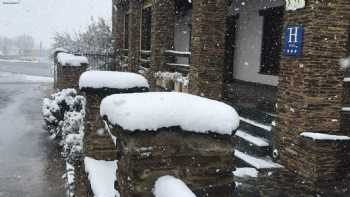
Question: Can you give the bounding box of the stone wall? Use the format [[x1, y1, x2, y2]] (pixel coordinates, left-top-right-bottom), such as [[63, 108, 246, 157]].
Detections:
[[56, 63, 87, 90], [345, 81, 350, 105], [128, 0, 142, 72], [149, 0, 176, 89], [81, 87, 149, 161], [189, 0, 227, 100], [258, 136, 350, 196], [271, 0, 350, 195], [110, 126, 235, 197]]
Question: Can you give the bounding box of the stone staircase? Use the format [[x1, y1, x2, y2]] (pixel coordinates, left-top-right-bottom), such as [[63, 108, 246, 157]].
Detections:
[[232, 104, 282, 171]]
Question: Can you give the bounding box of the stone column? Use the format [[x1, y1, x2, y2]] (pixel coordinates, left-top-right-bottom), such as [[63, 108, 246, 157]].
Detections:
[[56, 63, 87, 90], [271, 0, 350, 195], [128, 0, 142, 72], [189, 0, 227, 100], [149, 0, 175, 89], [112, 1, 125, 71], [113, 1, 125, 51]]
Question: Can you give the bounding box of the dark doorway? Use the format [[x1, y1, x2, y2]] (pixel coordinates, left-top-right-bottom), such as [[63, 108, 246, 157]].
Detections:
[[224, 14, 239, 83]]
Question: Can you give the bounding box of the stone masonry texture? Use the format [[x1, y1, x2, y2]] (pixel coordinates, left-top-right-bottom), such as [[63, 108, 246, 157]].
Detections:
[[80, 87, 149, 161], [149, 0, 176, 89], [109, 125, 236, 197], [128, 0, 142, 72], [56, 63, 87, 90], [271, 0, 350, 195], [189, 0, 228, 100]]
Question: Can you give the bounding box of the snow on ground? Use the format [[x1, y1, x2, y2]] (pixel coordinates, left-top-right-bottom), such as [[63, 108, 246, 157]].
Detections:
[[234, 149, 283, 169], [235, 130, 269, 147], [100, 92, 239, 135], [240, 117, 272, 131], [57, 52, 88, 66], [153, 176, 196, 197], [300, 132, 350, 141], [233, 167, 258, 178], [79, 71, 149, 90], [84, 157, 119, 197], [0, 71, 53, 83], [0, 59, 39, 63]]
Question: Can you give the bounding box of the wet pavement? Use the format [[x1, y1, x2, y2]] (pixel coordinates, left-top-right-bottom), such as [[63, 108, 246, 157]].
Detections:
[[0, 61, 65, 197]]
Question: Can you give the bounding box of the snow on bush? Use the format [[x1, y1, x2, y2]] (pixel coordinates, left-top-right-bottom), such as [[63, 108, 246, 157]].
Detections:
[[42, 88, 86, 194], [100, 92, 239, 135], [42, 88, 85, 161], [154, 71, 189, 85], [153, 176, 196, 197]]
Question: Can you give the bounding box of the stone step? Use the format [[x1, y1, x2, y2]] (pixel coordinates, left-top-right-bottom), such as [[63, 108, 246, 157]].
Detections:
[[235, 129, 272, 158], [234, 149, 282, 170], [232, 104, 275, 126], [239, 118, 272, 140]]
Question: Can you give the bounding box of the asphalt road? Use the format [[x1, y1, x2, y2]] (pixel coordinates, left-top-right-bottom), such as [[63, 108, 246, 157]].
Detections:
[[0, 61, 65, 197]]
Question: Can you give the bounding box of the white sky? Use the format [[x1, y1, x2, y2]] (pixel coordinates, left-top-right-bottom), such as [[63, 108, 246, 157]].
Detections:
[[0, 0, 112, 48]]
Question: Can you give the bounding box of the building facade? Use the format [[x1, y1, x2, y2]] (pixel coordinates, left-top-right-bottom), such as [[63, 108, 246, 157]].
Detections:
[[112, 0, 350, 195]]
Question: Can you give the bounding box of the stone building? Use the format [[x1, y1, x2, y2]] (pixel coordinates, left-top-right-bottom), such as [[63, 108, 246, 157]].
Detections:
[[112, 0, 350, 195]]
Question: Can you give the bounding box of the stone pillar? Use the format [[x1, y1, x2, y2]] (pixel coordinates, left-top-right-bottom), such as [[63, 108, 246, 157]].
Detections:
[[112, 0, 126, 71], [111, 128, 235, 197], [149, 0, 175, 89], [81, 90, 118, 161], [271, 0, 350, 195], [128, 0, 142, 72], [113, 1, 125, 51], [189, 0, 227, 100], [56, 63, 87, 90]]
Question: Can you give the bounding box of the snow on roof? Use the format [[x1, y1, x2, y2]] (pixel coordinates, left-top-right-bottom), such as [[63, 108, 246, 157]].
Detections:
[[57, 52, 88, 66], [79, 71, 149, 90], [100, 92, 239, 135], [300, 132, 350, 141], [153, 176, 196, 197], [84, 157, 119, 197]]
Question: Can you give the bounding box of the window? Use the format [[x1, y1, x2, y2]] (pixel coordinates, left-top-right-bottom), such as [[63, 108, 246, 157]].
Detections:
[[259, 6, 284, 75], [141, 7, 152, 51], [124, 13, 129, 49]]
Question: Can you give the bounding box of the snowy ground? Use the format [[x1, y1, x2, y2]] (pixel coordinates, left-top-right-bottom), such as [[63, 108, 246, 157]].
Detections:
[[0, 61, 64, 196]]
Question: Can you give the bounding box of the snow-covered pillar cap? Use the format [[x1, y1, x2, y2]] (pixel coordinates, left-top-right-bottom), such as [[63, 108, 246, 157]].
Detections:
[[57, 52, 89, 67], [100, 92, 240, 135], [79, 71, 149, 91]]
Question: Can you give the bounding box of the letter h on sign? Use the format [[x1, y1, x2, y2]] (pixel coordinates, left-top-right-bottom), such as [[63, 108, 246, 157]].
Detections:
[[283, 25, 304, 57]]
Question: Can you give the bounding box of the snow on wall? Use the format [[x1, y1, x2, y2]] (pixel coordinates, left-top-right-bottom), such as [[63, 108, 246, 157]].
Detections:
[[100, 92, 239, 135], [153, 176, 196, 197], [285, 0, 305, 11], [57, 52, 88, 66], [79, 71, 149, 89], [84, 157, 119, 197], [300, 132, 350, 141]]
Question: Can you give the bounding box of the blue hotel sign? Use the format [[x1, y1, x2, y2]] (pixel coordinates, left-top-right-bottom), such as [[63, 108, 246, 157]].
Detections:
[[283, 25, 304, 57]]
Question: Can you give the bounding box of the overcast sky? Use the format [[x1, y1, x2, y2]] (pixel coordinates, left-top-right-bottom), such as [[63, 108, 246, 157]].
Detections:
[[0, 0, 111, 48]]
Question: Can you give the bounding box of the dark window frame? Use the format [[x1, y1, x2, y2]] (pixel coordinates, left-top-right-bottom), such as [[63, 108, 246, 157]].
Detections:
[[224, 14, 239, 82], [124, 13, 129, 49], [259, 6, 284, 76], [141, 6, 152, 51]]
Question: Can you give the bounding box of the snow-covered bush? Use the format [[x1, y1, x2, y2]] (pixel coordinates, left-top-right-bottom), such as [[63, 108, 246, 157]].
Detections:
[[42, 88, 85, 161], [42, 88, 86, 195]]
